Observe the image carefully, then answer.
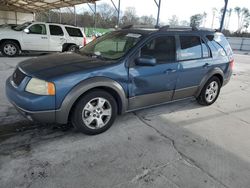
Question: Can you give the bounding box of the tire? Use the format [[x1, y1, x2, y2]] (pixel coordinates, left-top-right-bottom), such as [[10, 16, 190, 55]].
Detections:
[[67, 45, 77, 52], [197, 76, 221, 106], [1, 41, 20, 57], [71, 89, 118, 135]]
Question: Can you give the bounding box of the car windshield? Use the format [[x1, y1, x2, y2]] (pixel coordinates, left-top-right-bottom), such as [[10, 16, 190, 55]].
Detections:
[[13, 22, 32, 31], [80, 31, 143, 60]]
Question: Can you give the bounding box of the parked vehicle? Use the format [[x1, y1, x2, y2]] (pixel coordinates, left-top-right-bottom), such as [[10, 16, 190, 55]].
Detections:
[[6, 25, 234, 135], [0, 22, 87, 57]]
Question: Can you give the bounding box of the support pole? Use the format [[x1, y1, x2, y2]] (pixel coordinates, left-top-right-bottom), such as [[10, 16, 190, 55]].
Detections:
[[48, 10, 51, 22], [110, 0, 121, 27], [15, 11, 18, 24], [87, 2, 97, 30], [154, 0, 161, 27], [33, 12, 36, 22], [94, 3, 97, 30], [74, 6, 77, 26], [117, 0, 120, 27], [219, 0, 228, 31], [59, 8, 62, 23]]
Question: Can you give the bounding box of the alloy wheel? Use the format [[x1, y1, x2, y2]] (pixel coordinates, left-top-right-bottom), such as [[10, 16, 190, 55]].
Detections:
[[82, 97, 112, 129], [4, 44, 17, 56], [205, 81, 219, 103]]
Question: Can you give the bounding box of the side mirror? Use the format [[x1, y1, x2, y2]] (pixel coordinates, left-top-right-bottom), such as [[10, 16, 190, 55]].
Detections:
[[135, 56, 156, 66], [24, 28, 30, 34]]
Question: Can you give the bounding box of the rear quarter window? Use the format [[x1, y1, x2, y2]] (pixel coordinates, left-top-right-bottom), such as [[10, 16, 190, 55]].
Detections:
[[65, 27, 83, 37], [207, 33, 233, 57]]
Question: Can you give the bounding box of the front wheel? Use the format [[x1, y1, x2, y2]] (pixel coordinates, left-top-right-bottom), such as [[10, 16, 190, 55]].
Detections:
[[71, 89, 118, 135], [197, 76, 221, 105], [1, 41, 20, 57]]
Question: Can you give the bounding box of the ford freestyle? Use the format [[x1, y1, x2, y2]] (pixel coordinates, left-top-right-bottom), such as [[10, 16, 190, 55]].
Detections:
[[6, 26, 234, 135]]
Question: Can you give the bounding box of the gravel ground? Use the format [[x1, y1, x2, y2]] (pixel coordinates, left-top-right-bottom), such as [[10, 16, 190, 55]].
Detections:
[[0, 53, 250, 188]]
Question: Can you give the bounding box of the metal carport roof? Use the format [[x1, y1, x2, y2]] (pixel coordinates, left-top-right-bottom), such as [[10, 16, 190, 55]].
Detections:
[[0, 0, 229, 30], [0, 0, 99, 13]]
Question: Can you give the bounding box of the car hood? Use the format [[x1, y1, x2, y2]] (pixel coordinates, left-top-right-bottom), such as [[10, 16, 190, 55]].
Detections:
[[0, 27, 18, 34], [18, 53, 115, 79]]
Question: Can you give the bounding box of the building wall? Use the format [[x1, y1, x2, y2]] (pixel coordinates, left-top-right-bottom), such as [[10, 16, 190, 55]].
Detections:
[[0, 11, 33, 25], [227, 37, 250, 51]]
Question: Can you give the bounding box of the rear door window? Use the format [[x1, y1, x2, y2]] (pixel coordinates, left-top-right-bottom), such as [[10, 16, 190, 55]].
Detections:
[[49, 25, 64, 36], [65, 27, 83, 37], [179, 36, 202, 61]]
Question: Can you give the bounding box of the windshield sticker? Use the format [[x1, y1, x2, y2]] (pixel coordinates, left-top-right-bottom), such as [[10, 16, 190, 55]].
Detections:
[[126, 33, 142, 38]]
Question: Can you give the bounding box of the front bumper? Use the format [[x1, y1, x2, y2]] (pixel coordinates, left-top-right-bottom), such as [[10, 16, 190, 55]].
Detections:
[[10, 100, 55, 123], [5, 77, 56, 123]]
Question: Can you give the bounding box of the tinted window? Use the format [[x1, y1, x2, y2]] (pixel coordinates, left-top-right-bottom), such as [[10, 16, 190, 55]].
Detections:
[[141, 36, 176, 63], [201, 40, 210, 58], [29, 24, 46, 35], [49, 25, 63, 36], [65, 27, 83, 37], [179, 36, 202, 60]]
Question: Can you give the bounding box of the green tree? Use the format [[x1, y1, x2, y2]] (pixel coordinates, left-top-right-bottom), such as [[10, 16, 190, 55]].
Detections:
[[226, 8, 233, 29], [121, 7, 139, 26], [234, 7, 241, 30], [168, 15, 179, 26], [190, 14, 203, 27], [139, 15, 156, 26]]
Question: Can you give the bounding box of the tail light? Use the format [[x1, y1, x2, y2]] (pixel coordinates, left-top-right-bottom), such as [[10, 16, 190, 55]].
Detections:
[[83, 37, 87, 46], [229, 59, 234, 70]]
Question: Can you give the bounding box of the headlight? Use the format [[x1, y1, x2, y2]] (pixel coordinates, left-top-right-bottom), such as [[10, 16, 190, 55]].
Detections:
[[25, 78, 55, 95]]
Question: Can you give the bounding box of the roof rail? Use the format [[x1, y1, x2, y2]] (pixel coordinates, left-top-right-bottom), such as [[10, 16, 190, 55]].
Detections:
[[45, 21, 77, 27], [159, 25, 196, 31], [159, 25, 216, 32], [121, 24, 158, 29]]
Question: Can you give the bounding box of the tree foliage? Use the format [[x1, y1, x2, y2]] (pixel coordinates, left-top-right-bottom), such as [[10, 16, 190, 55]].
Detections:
[[35, 3, 156, 28], [168, 15, 179, 26], [190, 14, 204, 27]]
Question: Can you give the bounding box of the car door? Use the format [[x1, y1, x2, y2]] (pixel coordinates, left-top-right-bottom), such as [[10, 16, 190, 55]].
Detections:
[[173, 34, 213, 100], [22, 23, 49, 51], [128, 35, 179, 110], [48, 24, 65, 52]]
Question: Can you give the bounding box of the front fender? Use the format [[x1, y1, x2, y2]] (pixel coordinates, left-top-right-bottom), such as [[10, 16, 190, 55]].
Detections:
[[55, 77, 128, 124], [195, 67, 224, 97]]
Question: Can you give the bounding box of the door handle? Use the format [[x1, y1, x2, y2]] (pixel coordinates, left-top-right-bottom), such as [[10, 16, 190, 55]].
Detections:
[[203, 63, 210, 68], [164, 69, 177, 74], [41, 37, 48, 39]]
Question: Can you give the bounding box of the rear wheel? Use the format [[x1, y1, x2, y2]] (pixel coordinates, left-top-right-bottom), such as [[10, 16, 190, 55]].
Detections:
[[67, 45, 77, 52], [197, 76, 221, 105], [71, 89, 118, 135], [1, 41, 20, 57]]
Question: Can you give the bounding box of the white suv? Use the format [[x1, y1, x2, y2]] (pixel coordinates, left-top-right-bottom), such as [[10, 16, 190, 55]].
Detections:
[[0, 22, 87, 57]]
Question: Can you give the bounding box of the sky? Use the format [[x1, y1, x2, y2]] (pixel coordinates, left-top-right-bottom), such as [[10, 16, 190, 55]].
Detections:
[[77, 0, 250, 32]]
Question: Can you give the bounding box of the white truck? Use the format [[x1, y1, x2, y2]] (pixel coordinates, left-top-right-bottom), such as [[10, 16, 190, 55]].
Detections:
[[0, 22, 87, 57]]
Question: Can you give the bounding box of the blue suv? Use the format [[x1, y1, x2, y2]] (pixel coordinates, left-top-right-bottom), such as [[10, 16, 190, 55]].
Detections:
[[6, 26, 234, 135]]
